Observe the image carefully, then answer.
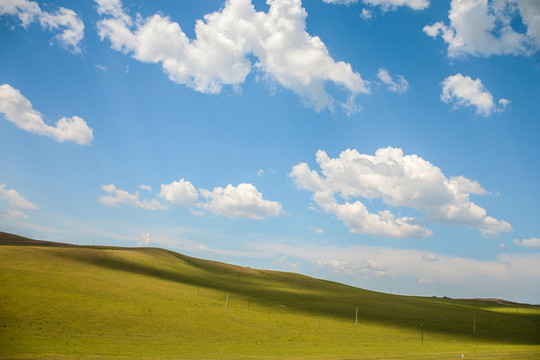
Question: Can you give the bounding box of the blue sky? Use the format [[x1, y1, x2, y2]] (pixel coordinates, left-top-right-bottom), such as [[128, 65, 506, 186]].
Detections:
[[1, 0, 540, 303]]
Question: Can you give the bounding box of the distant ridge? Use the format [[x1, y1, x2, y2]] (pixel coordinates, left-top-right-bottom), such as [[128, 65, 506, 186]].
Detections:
[[0, 231, 76, 247], [465, 298, 524, 306], [0, 231, 533, 307]]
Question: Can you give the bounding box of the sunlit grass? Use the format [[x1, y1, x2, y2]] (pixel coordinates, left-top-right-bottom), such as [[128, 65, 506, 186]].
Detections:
[[0, 242, 539, 359], [482, 307, 540, 315]]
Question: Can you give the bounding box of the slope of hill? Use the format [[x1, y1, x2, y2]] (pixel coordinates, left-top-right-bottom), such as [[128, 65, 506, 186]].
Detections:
[[1, 232, 539, 359]]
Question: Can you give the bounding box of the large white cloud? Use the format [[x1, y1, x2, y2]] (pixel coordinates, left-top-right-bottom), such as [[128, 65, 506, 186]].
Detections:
[[158, 179, 199, 206], [0, 184, 38, 220], [290, 147, 511, 238], [200, 183, 282, 220], [0, 84, 93, 145], [423, 0, 540, 57], [441, 74, 509, 116], [0, 0, 84, 53], [95, 0, 370, 112]]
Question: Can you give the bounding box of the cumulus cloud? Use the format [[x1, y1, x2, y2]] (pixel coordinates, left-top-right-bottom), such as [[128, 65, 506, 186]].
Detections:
[[99, 184, 167, 210], [0, 184, 38, 220], [0, 0, 84, 53], [200, 183, 282, 219], [290, 147, 511, 238], [95, 0, 370, 112], [0, 84, 93, 145], [100, 180, 282, 220], [158, 179, 199, 206], [441, 74, 509, 116], [423, 0, 540, 58], [377, 68, 409, 92], [513, 237, 540, 249]]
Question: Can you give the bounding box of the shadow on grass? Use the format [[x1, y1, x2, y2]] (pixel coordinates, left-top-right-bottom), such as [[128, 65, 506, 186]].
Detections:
[[61, 245, 540, 346]]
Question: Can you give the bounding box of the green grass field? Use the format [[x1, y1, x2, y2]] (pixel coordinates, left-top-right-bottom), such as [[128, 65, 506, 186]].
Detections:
[[1, 232, 539, 359]]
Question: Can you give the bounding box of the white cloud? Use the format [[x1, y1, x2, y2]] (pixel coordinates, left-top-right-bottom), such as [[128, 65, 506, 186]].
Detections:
[[340, 95, 363, 116], [363, 0, 429, 11], [0, 84, 93, 145], [419, 278, 434, 284], [99, 184, 167, 210], [323, 0, 359, 4], [0, 184, 38, 210], [290, 147, 511, 238], [314, 258, 387, 279], [0, 0, 84, 53], [138, 231, 152, 246], [377, 68, 409, 92], [274, 255, 302, 271], [423, 0, 540, 58], [158, 179, 198, 206], [0, 184, 38, 220], [513, 237, 540, 249], [310, 226, 324, 234], [95, 64, 108, 72], [139, 185, 152, 191], [441, 74, 509, 116], [200, 183, 282, 220], [360, 8, 373, 20], [257, 169, 264, 177], [100, 180, 282, 220], [422, 253, 439, 262], [95, 0, 370, 112], [323, 0, 429, 9]]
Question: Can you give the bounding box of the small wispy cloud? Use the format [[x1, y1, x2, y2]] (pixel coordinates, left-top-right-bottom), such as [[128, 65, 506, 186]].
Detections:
[[377, 68, 408, 93], [310, 226, 324, 234], [513, 238, 540, 249], [360, 8, 373, 20]]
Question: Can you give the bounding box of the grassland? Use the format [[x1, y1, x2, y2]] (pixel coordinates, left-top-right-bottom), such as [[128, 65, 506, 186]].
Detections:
[[0, 232, 539, 359]]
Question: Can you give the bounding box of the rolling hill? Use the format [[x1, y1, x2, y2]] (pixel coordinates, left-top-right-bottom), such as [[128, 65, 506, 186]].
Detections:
[[1, 231, 539, 359]]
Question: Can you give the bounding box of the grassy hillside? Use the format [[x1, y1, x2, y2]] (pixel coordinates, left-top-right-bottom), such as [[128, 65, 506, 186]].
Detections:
[[0, 232, 539, 359]]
